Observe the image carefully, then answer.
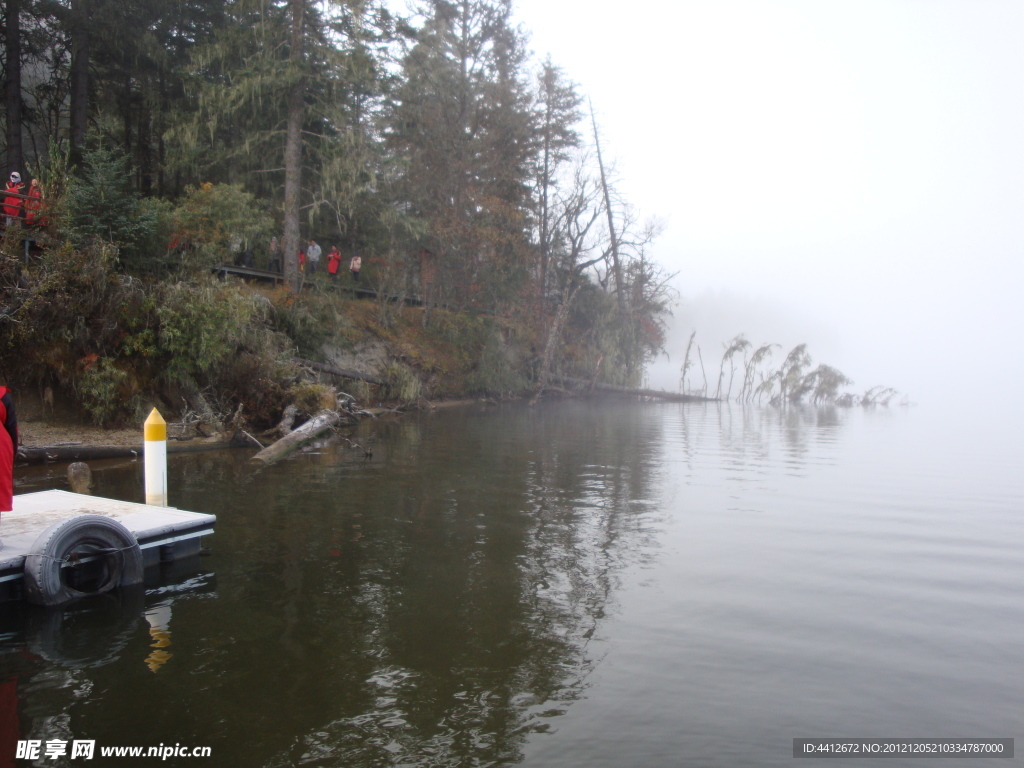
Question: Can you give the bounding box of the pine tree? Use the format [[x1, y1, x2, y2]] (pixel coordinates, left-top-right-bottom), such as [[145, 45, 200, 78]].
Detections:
[[386, 0, 537, 306], [5, 0, 25, 175], [535, 57, 582, 295], [173, 0, 391, 289]]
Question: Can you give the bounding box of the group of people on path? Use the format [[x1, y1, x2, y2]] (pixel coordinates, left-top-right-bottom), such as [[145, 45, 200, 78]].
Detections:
[[268, 237, 362, 282], [3, 171, 45, 229]]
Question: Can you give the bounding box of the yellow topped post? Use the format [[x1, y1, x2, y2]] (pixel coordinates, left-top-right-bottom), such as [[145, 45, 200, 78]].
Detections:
[[144, 408, 168, 506]]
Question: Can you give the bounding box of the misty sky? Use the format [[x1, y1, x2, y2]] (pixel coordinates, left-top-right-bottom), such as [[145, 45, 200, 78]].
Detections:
[[513, 0, 1024, 406]]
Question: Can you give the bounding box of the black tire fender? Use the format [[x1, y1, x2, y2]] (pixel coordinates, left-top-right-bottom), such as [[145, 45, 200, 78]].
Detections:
[[24, 514, 144, 607]]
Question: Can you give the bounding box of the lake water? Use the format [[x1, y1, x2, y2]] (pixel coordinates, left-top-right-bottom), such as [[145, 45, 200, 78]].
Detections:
[[2, 401, 1021, 767]]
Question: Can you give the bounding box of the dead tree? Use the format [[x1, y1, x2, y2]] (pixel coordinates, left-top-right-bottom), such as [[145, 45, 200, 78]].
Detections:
[[679, 331, 697, 393], [534, 158, 609, 399]]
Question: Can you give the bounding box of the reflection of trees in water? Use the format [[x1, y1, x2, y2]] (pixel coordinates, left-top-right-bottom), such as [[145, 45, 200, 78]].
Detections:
[[0, 568, 216, 755], [776, 406, 846, 471], [682, 404, 849, 479], [2, 405, 666, 768], [259, 402, 666, 767]]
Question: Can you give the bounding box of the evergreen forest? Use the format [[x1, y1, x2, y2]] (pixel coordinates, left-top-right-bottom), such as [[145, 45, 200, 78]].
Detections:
[[1, 0, 675, 427]]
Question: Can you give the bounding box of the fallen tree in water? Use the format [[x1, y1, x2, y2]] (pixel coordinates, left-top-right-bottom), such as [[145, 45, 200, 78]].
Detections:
[[16, 434, 245, 465], [249, 409, 346, 465], [553, 376, 715, 402]]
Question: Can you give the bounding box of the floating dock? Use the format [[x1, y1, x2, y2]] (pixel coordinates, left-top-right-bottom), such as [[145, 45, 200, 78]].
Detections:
[[0, 490, 216, 603]]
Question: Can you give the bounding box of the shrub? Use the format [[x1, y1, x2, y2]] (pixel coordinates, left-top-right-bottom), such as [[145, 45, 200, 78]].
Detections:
[[287, 381, 337, 414], [62, 147, 159, 267], [156, 279, 271, 383], [268, 290, 332, 356], [467, 330, 528, 395], [167, 183, 274, 271], [77, 356, 135, 425], [380, 361, 422, 402]]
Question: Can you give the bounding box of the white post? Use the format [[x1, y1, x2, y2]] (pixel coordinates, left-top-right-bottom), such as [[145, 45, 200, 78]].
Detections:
[[144, 408, 168, 506]]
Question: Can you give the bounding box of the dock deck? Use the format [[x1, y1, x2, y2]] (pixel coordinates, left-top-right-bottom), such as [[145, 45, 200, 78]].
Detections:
[[0, 490, 216, 603]]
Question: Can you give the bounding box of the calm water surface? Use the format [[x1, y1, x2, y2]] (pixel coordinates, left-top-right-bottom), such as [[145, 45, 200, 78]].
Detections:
[[2, 401, 1021, 767]]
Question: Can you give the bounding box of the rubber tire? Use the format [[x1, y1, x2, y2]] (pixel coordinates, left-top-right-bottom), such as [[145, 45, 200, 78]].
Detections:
[[24, 514, 144, 607]]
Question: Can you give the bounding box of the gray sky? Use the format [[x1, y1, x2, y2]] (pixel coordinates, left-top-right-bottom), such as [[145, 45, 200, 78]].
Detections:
[[514, 0, 1024, 406]]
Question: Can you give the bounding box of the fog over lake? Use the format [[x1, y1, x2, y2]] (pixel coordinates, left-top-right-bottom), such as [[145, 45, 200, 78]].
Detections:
[[3, 3, 1022, 765], [5, 400, 1021, 767], [513, 0, 1024, 410]]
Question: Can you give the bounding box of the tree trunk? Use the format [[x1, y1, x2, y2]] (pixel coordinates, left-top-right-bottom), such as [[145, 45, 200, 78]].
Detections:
[[157, 70, 166, 196], [275, 404, 299, 437], [70, 0, 91, 166], [122, 74, 132, 163], [139, 101, 153, 195], [534, 281, 578, 398], [551, 376, 712, 402], [680, 330, 696, 393], [293, 358, 384, 385], [250, 410, 341, 465], [539, 101, 552, 295], [282, 0, 307, 293], [590, 101, 626, 320], [5, 0, 24, 176]]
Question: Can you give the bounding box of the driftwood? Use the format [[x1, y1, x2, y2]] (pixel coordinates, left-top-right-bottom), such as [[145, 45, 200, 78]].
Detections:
[[17, 445, 140, 463], [239, 430, 265, 448], [249, 410, 342, 465], [293, 358, 384, 386], [276, 404, 299, 437]]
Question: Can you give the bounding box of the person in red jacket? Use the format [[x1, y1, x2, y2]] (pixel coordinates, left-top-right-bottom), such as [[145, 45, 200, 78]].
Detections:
[[24, 178, 44, 227], [3, 172, 24, 227], [327, 246, 342, 280], [0, 385, 18, 542]]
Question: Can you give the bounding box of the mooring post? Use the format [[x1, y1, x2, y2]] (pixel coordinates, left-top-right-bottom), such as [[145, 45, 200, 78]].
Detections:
[[144, 408, 168, 506]]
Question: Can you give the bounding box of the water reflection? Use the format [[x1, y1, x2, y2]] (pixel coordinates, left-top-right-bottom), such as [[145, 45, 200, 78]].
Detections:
[[0, 404, 662, 765], [0, 561, 215, 761], [4, 400, 1016, 768], [246, 402, 668, 767], [0, 402, 846, 767]]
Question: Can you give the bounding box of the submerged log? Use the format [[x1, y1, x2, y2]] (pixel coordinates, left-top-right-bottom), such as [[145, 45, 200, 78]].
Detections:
[[16, 436, 238, 465], [249, 410, 342, 465], [18, 445, 140, 464]]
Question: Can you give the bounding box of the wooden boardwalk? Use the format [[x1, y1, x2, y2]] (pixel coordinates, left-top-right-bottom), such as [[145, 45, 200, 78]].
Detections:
[[211, 264, 434, 307]]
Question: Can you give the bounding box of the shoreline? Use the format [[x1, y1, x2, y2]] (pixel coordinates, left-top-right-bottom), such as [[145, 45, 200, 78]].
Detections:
[[14, 398, 485, 466], [15, 389, 703, 467]]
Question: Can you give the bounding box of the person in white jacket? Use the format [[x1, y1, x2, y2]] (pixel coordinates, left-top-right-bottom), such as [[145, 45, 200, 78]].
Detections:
[[306, 240, 322, 273]]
